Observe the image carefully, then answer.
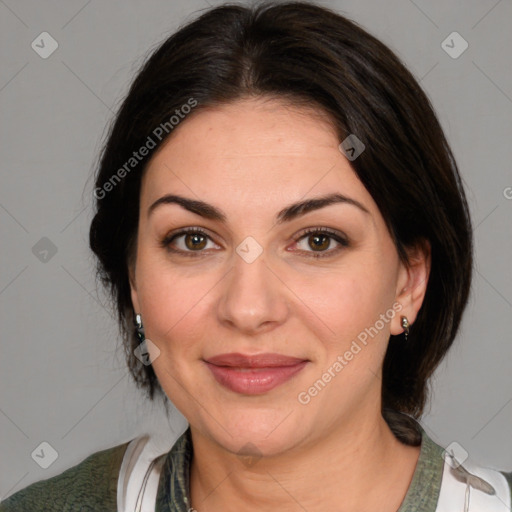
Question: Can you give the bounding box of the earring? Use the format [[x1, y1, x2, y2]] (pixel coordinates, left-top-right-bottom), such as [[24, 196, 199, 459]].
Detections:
[[401, 316, 410, 341], [135, 313, 145, 344]]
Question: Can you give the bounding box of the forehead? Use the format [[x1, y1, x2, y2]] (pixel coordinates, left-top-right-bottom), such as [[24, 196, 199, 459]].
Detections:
[[140, 97, 372, 216], [148, 97, 337, 162]]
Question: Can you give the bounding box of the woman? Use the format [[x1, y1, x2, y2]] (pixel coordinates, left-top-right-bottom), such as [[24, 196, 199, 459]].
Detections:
[[1, 1, 510, 511]]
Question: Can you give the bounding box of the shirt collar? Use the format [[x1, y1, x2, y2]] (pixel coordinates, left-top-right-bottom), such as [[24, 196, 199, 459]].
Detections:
[[397, 423, 444, 511], [155, 426, 193, 512]]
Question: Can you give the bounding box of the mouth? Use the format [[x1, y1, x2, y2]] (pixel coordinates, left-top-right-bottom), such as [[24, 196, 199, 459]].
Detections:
[[203, 352, 309, 395]]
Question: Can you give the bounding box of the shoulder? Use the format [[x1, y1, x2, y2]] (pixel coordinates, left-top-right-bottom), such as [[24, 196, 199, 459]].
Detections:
[[501, 470, 512, 501], [0, 440, 131, 512], [399, 424, 512, 511], [439, 463, 512, 510], [420, 427, 512, 509]]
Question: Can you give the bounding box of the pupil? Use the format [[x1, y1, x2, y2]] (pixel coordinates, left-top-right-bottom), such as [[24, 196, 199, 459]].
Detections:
[[311, 234, 328, 251], [187, 234, 206, 250]]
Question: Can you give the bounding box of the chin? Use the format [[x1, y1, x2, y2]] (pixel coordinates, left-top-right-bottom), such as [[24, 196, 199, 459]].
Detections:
[[197, 407, 309, 458]]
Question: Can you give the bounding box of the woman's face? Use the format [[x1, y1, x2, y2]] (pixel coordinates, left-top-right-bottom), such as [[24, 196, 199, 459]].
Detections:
[[130, 97, 424, 457]]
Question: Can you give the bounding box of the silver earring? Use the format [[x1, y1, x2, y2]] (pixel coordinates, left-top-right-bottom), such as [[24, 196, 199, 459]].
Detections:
[[135, 313, 145, 344], [401, 316, 410, 341]]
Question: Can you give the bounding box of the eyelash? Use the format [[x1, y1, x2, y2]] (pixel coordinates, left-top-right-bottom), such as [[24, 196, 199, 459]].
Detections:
[[160, 227, 349, 259]]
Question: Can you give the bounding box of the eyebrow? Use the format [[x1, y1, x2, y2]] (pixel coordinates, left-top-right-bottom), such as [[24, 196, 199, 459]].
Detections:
[[147, 192, 370, 224]]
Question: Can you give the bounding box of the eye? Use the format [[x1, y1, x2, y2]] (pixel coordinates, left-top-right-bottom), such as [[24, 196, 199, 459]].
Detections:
[[160, 226, 349, 259], [160, 227, 219, 256], [292, 227, 349, 258]]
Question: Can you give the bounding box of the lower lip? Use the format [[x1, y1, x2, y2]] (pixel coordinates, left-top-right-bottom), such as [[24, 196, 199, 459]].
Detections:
[[205, 361, 308, 395]]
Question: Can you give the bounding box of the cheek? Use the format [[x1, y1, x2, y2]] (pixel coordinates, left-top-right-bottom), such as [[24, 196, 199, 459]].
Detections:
[[134, 246, 223, 363], [136, 269, 211, 407], [138, 277, 206, 349], [135, 232, 398, 361], [293, 258, 397, 344]]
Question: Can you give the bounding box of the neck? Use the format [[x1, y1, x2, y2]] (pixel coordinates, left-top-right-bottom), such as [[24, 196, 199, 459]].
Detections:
[[188, 409, 421, 512]]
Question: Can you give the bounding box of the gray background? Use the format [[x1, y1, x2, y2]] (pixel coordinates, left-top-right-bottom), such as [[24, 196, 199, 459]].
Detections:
[[1, 0, 511, 499]]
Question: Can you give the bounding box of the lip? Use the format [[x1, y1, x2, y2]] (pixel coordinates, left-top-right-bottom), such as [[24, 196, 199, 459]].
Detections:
[[204, 352, 308, 395]]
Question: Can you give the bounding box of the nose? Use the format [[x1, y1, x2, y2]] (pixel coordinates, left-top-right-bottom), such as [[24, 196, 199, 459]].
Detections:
[[217, 248, 289, 335]]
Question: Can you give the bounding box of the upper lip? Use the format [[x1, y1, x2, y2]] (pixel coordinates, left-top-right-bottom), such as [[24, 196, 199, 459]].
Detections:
[[205, 352, 308, 368]]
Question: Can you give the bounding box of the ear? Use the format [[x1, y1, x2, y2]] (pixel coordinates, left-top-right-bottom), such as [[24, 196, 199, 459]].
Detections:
[[128, 259, 141, 314], [390, 239, 431, 336]]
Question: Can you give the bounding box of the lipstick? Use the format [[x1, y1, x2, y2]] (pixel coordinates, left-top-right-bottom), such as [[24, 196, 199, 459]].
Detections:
[[204, 352, 308, 395]]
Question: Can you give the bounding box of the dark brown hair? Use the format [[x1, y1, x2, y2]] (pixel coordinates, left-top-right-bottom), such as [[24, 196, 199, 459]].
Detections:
[[89, 1, 473, 445]]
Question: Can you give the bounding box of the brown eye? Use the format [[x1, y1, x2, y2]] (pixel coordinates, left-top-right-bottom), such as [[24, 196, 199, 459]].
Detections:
[[294, 228, 349, 258], [308, 233, 330, 251], [184, 232, 207, 250], [161, 228, 219, 256]]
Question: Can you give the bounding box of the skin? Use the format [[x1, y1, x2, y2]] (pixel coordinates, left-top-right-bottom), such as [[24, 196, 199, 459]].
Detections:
[[129, 96, 431, 511]]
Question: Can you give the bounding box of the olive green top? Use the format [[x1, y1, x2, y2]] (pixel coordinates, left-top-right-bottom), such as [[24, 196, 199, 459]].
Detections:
[[2, 425, 511, 511]]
